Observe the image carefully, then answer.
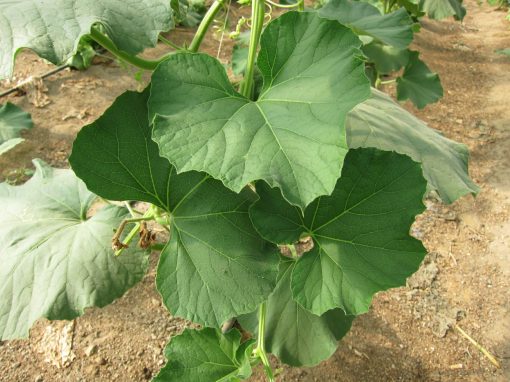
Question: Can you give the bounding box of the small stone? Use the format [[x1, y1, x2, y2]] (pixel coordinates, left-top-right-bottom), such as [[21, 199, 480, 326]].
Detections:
[[96, 357, 107, 366], [84, 344, 98, 357], [34, 376, 43, 382]]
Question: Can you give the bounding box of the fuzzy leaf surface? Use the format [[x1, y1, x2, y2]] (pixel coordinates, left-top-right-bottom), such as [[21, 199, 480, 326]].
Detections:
[[0, 160, 148, 340], [318, 0, 414, 49], [396, 50, 443, 108], [347, 89, 479, 203], [0, 102, 33, 154], [154, 328, 255, 382], [239, 257, 353, 366], [250, 148, 427, 316], [149, 11, 370, 210], [70, 90, 278, 328], [0, 0, 172, 78]]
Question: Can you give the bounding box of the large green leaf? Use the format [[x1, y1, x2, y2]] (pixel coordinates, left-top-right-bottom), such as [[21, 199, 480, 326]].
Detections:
[[347, 89, 479, 203], [69, 90, 278, 328], [239, 257, 353, 366], [0, 160, 148, 340], [149, 11, 370, 210], [249, 148, 427, 316], [154, 328, 255, 382], [419, 0, 466, 20], [396, 50, 443, 109], [0, 0, 173, 78], [318, 0, 415, 49], [0, 102, 33, 155]]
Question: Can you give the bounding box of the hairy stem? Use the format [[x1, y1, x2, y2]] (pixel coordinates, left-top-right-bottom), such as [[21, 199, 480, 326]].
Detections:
[[239, 0, 265, 98], [89, 27, 166, 70], [256, 302, 275, 382], [189, 0, 226, 52]]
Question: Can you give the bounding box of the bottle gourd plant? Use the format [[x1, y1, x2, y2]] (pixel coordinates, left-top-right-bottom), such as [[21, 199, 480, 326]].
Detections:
[[0, 0, 478, 380]]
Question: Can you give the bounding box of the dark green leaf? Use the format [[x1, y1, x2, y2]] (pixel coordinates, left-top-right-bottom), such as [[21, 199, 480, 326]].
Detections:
[[0, 160, 148, 340], [0, 102, 33, 155], [396, 50, 443, 109], [239, 257, 353, 366], [149, 11, 370, 210], [318, 0, 415, 49], [347, 89, 479, 203], [249, 148, 427, 316], [154, 328, 255, 382], [70, 90, 279, 328], [0, 0, 173, 78], [362, 43, 410, 74]]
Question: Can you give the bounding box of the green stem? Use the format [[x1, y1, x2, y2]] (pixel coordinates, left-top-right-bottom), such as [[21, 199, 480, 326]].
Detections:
[[256, 302, 275, 382], [297, 0, 304, 12], [90, 27, 166, 70], [239, 0, 265, 98], [114, 211, 156, 256], [380, 79, 396, 85], [189, 0, 226, 52]]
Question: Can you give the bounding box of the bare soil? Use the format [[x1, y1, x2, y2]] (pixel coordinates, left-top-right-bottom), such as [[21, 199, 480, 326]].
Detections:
[[0, 1, 509, 381]]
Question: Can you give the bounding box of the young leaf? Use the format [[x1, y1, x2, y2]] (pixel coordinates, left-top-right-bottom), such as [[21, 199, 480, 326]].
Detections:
[[396, 50, 443, 109], [419, 0, 466, 20], [0, 160, 148, 340], [239, 257, 354, 367], [249, 148, 427, 316], [318, 0, 415, 49], [347, 89, 479, 203], [69, 90, 279, 328], [149, 11, 370, 210], [0, 102, 33, 155], [0, 0, 173, 79], [154, 328, 255, 382]]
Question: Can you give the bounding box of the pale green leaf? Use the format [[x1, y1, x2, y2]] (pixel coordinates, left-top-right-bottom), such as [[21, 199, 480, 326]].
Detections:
[[396, 50, 443, 109], [347, 89, 479, 203], [0, 160, 148, 340], [239, 257, 353, 366], [0, 0, 173, 78], [0, 138, 24, 155], [249, 148, 427, 316], [69, 90, 279, 328], [318, 0, 415, 49], [419, 0, 466, 20], [154, 328, 255, 382], [149, 11, 370, 210]]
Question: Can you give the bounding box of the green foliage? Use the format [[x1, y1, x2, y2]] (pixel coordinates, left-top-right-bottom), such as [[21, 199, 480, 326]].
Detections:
[[250, 148, 427, 316], [419, 0, 466, 20], [0, 0, 173, 78], [0, 103, 33, 156], [347, 89, 479, 203], [155, 328, 255, 381], [239, 257, 354, 366], [0, 0, 480, 380], [150, 12, 370, 209], [0, 160, 148, 340], [318, 0, 415, 49], [396, 50, 443, 108], [70, 90, 279, 327]]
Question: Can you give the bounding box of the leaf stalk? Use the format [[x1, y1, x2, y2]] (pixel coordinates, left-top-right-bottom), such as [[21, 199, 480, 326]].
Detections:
[[255, 302, 275, 382], [189, 0, 226, 52]]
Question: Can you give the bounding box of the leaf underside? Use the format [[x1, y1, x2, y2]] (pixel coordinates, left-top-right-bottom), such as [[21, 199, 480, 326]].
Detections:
[[0, 0, 173, 78], [250, 148, 427, 316], [70, 90, 279, 328], [0, 160, 148, 340], [346, 89, 479, 203], [149, 11, 370, 210]]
